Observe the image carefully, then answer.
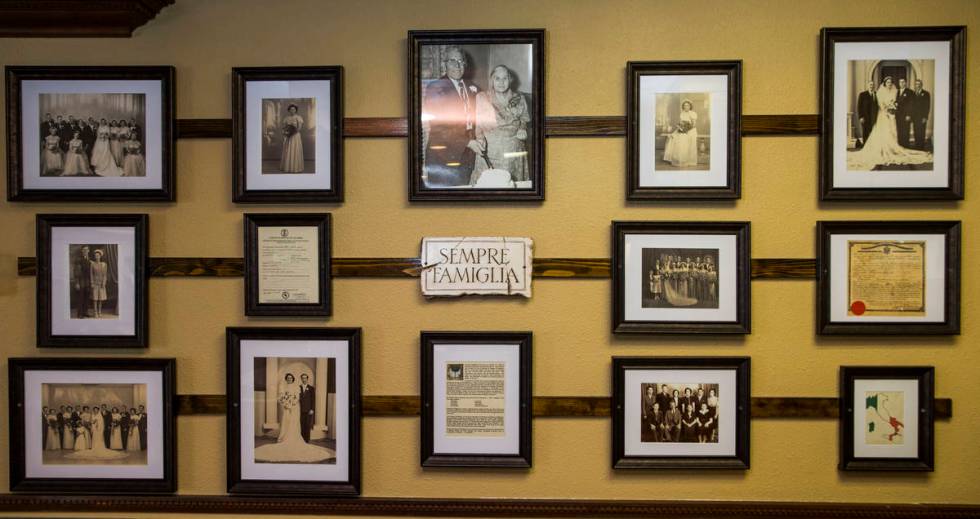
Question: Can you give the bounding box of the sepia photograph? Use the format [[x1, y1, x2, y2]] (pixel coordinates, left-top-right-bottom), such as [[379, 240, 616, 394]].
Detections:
[[654, 93, 710, 171], [261, 97, 316, 174], [68, 243, 119, 320], [640, 383, 719, 443], [641, 247, 719, 309]]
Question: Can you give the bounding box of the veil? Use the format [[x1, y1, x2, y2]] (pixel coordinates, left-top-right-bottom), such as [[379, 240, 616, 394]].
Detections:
[[876, 79, 897, 106]]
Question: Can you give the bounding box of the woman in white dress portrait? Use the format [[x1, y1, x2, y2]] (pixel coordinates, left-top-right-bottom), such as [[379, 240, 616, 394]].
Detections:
[[62, 131, 92, 176], [109, 407, 124, 450], [663, 99, 700, 168], [90, 119, 124, 177], [254, 373, 335, 463], [61, 407, 74, 450], [41, 126, 65, 176], [65, 404, 128, 461], [847, 76, 933, 171], [279, 105, 305, 173], [45, 410, 61, 450], [127, 407, 142, 451]]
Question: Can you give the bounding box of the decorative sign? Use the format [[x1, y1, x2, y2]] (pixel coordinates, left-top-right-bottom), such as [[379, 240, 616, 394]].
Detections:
[[420, 237, 533, 297]]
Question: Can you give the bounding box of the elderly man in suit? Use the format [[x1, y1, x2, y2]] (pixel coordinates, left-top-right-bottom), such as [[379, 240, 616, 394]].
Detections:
[[910, 79, 931, 151], [855, 81, 878, 148], [422, 46, 479, 187], [895, 78, 915, 148]]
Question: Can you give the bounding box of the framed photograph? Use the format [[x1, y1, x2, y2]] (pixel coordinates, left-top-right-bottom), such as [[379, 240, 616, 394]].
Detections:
[[819, 26, 965, 200], [420, 331, 532, 468], [839, 366, 934, 471], [612, 356, 750, 469], [816, 220, 960, 335], [244, 213, 331, 317], [408, 29, 545, 201], [612, 221, 750, 334], [8, 357, 176, 493], [232, 66, 344, 203], [226, 327, 361, 495], [36, 214, 149, 348], [6, 65, 175, 202], [626, 61, 742, 200]]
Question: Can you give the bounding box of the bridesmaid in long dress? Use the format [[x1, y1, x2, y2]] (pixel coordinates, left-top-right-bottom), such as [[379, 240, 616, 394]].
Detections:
[[110, 408, 124, 449], [45, 411, 61, 450], [279, 104, 305, 173], [62, 131, 92, 176], [109, 121, 125, 166], [41, 126, 65, 176], [127, 408, 142, 451], [61, 407, 74, 450], [122, 132, 146, 177]]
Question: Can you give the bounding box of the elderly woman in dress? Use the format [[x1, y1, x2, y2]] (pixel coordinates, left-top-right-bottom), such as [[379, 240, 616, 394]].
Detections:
[[468, 65, 531, 186]]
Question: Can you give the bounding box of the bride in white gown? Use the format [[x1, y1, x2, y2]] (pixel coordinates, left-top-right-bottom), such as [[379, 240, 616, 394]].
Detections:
[[848, 76, 932, 171], [254, 373, 335, 463], [65, 407, 128, 461]]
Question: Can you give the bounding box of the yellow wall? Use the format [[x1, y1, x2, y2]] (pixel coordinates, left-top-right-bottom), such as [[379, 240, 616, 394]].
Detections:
[[0, 0, 977, 515]]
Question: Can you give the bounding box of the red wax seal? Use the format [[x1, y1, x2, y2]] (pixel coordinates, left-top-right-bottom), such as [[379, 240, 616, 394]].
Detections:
[[850, 301, 866, 315]]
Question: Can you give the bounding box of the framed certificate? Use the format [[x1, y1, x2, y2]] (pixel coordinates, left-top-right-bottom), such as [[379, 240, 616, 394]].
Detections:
[[244, 213, 331, 317]]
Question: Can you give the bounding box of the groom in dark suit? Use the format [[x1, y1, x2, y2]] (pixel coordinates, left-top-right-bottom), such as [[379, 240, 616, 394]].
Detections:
[[422, 46, 478, 187], [298, 374, 316, 443], [101, 404, 112, 447], [895, 78, 915, 148], [855, 81, 878, 148]]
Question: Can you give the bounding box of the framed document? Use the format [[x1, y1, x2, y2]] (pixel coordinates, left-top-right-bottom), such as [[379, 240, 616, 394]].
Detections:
[[244, 213, 331, 317], [6, 65, 176, 202], [839, 366, 934, 471], [627, 60, 742, 200], [612, 221, 751, 334], [816, 221, 960, 335], [36, 214, 149, 348], [420, 331, 532, 468], [612, 356, 750, 469], [226, 327, 361, 495], [8, 357, 176, 493], [232, 66, 344, 203], [819, 26, 965, 200]]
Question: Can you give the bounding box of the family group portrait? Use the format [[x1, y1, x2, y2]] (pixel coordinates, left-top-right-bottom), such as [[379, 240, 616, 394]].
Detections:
[[641, 247, 720, 309], [654, 92, 710, 171], [68, 243, 119, 320], [261, 97, 316, 174], [640, 383, 720, 443]]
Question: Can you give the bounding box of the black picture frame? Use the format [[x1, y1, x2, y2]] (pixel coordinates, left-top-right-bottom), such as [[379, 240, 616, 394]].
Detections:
[[611, 356, 750, 469], [6, 65, 176, 202], [839, 366, 934, 471], [232, 66, 344, 203], [626, 60, 742, 200], [818, 26, 965, 200], [8, 357, 177, 493], [36, 213, 149, 348], [408, 29, 545, 202], [816, 220, 960, 335], [243, 213, 332, 317], [420, 331, 532, 468], [226, 326, 361, 496], [611, 221, 751, 334]]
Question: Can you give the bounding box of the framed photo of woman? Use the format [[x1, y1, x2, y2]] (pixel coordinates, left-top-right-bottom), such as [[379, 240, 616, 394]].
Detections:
[[816, 220, 960, 335], [839, 366, 934, 471], [626, 61, 742, 200], [232, 66, 344, 203], [408, 29, 545, 201], [226, 327, 361, 495], [612, 221, 751, 334], [420, 331, 532, 468], [612, 356, 750, 469], [6, 65, 175, 202], [819, 26, 965, 200], [36, 214, 149, 348], [8, 357, 176, 493]]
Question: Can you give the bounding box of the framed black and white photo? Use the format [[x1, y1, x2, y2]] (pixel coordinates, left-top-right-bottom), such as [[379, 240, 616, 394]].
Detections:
[[627, 61, 741, 200], [612, 356, 750, 469], [8, 357, 176, 493], [36, 214, 149, 348], [6, 66, 175, 202], [612, 221, 750, 334], [408, 29, 544, 201], [232, 66, 344, 203], [420, 331, 532, 468], [226, 327, 361, 495], [819, 26, 965, 200], [817, 221, 960, 335], [244, 213, 331, 317], [839, 366, 934, 471]]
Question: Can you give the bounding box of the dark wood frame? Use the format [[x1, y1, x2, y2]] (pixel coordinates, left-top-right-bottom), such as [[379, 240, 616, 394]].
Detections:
[[36, 213, 149, 348], [611, 356, 751, 469], [818, 26, 966, 200], [8, 357, 177, 493], [226, 326, 361, 496], [626, 60, 742, 200], [420, 331, 532, 468], [231, 66, 344, 203], [6, 65, 176, 202], [816, 220, 960, 335], [243, 213, 331, 316], [408, 29, 545, 202], [839, 366, 934, 471], [611, 221, 751, 334]]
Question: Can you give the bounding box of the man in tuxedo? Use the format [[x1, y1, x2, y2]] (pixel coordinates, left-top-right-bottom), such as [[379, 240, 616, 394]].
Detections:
[[895, 78, 915, 148], [128, 118, 142, 141], [422, 46, 478, 187], [41, 113, 56, 141], [101, 404, 112, 447], [298, 374, 316, 443], [655, 384, 672, 415], [910, 79, 931, 151], [664, 399, 682, 442], [138, 405, 148, 450], [73, 246, 92, 319], [692, 387, 706, 416], [58, 115, 74, 152], [855, 81, 878, 148], [42, 407, 50, 446], [641, 386, 657, 442]]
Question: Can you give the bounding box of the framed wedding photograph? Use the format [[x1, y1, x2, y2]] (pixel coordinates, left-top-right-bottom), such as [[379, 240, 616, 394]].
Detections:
[[232, 66, 344, 203], [612, 356, 750, 469], [612, 221, 750, 334], [8, 357, 176, 493], [36, 214, 149, 348], [244, 213, 331, 317], [626, 61, 742, 200], [816, 220, 960, 335], [408, 29, 545, 201], [819, 26, 965, 200], [6, 65, 175, 202], [839, 366, 934, 471], [226, 327, 361, 495], [420, 331, 532, 468]]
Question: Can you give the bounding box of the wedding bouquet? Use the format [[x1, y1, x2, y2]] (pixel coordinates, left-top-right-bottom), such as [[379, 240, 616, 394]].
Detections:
[[885, 101, 897, 115], [278, 390, 298, 410], [676, 120, 693, 133], [282, 122, 298, 137]]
